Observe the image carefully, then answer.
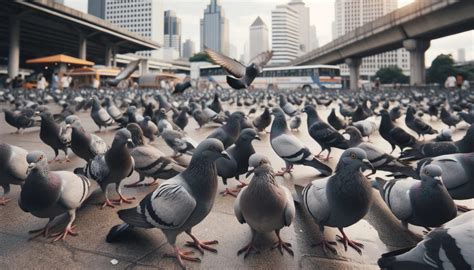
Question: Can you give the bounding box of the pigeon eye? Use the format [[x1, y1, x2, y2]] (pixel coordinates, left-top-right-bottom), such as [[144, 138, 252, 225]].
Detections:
[[424, 170, 429, 176], [350, 153, 356, 159], [38, 156, 43, 161]]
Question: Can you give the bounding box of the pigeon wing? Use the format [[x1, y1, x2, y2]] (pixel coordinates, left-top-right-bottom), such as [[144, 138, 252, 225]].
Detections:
[[248, 50, 273, 67], [205, 47, 246, 78]]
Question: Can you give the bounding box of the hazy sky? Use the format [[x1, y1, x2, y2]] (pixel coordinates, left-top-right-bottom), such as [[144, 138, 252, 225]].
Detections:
[[65, 0, 473, 65]]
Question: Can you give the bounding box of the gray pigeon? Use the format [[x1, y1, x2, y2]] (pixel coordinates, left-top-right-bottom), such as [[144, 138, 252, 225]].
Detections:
[[62, 115, 108, 162], [19, 151, 93, 241], [270, 108, 332, 176], [302, 148, 374, 255], [38, 111, 70, 162], [207, 111, 244, 149], [417, 152, 474, 211], [161, 129, 197, 157], [289, 115, 302, 131], [252, 107, 271, 133], [378, 211, 474, 269], [125, 123, 184, 187], [234, 154, 295, 258], [106, 139, 229, 269], [205, 47, 273, 90], [82, 129, 135, 208], [0, 142, 28, 205], [90, 96, 115, 131], [279, 95, 298, 117], [372, 164, 457, 230], [351, 119, 378, 140], [104, 96, 123, 122], [216, 128, 260, 196], [344, 126, 418, 178]]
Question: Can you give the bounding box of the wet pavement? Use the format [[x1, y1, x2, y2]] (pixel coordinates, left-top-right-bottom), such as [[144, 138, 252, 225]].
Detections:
[[0, 102, 472, 269]]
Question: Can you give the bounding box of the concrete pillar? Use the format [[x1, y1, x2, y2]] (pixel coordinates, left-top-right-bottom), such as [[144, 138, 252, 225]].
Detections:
[[112, 45, 118, 67], [403, 39, 430, 86], [78, 34, 87, 60], [345, 58, 361, 91], [140, 59, 149, 75], [105, 44, 113, 67], [8, 16, 20, 79]]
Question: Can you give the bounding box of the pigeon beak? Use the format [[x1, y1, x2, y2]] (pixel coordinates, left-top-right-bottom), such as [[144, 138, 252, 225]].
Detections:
[[66, 124, 71, 128], [127, 138, 134, 147], [434, 176, 443, 185], [221, 151, 231, 160], [246, 168, 255, 178], [26, 162, 36, 174], [34, 111, 40, 116], [362, 159, 375, 175], [254, 135, 261, 141]]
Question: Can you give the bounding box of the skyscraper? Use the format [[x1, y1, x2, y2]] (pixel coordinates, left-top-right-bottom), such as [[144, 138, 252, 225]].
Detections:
[[200, 0, 229, 55], [249, 16, 269, 60], [271, 5, 299, 65], [104, 0, 163, 58], [288, 0, 310, 54], [182, 39, 196, 59], [458, 48, 466, 62], [164, 10, 181, 57], [333, 0, 409, 76], [309, 25, 319, 51], [88, 0, 106, 19]]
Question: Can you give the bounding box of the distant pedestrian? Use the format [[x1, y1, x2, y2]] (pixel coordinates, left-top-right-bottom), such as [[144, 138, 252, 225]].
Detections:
[[444, 75, 456, 90], [461, 80, 470, 90], [37, 74, 48, 90], [456, 74, 463, 88], [51, 73, 59, 89], [61, 75, 71, 90]]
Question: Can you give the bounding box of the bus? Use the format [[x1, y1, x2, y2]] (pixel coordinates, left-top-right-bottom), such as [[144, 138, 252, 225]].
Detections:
[[199, 64, 342, 90]]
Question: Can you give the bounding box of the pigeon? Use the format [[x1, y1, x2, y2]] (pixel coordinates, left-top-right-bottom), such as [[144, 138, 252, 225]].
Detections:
[[389, 106, 402, 122], [327, 108, 347, 131], [279, 94, 298, 117], [252, 107, 271, 133], [247, 107, 257, 117], [372, 164, 457, 230], [303, 104, 350, 160], [161, 129, 197, 157], [216, 128, 260, 196], [344, 126, 417, 178], [62, 115, 107, 162], [458, 108, 474, 125], [172, 107, 189, 130], [289, 115, 301, 131], [3, 108, 40, 133], [440, 107, 461, 128], [205, 47, 273, 90], [104, 96, 124, 123], [433, 128, 452, 142], [405, 106, 437, 139], [208, 93, 223, 114], [192, 108, 210, 129], [124, 123, 184, 187], [416, 153, 474, 210], [379, 110, 418, 153], [270, 108, 332, 176], [207, 112, 244, 148], [172, 80, 192, 95], [301, 148, 374, 254], [377, 211, 474, 270], [19, 151, 93, 241], [90, 96, 115, 131], [0, 142, 28, 205], [338, 103, 354, 120], [81, 128, 135, 208], [400, 125, 474, 160], [38, 111, 69, 162], [106, 139, 229, 269], [351, 105, 370, 123], [155, 94, 173, 113], [351, 119, 377, 140], [156, 109, 181, 134], [139, 116, 159, 142], [234, 154, 295, 257]]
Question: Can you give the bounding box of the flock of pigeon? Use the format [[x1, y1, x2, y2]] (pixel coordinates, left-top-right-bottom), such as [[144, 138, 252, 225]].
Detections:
[[1, 83, 473, 269]]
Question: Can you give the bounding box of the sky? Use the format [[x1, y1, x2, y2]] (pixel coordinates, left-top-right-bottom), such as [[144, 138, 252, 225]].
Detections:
[[65, 0, 473, 65]]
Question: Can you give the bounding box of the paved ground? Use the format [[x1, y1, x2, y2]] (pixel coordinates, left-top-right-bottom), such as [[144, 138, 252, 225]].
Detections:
[[0, 101, 472, 270]]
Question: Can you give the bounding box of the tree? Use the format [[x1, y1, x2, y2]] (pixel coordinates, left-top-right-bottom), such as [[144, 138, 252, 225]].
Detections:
[[374, 66, 409, 84], [426, 54, 456, 85], [189, 52, 212, 63]]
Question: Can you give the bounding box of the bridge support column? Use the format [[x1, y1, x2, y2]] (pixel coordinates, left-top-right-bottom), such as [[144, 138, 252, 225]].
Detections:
[[78, 34, 87, 60], [8, 16, 20, 79], [140, 59, 149, 75], [105, 44, 113, 67], [403, 39, 430, 86], [345, 58, 361, 91]]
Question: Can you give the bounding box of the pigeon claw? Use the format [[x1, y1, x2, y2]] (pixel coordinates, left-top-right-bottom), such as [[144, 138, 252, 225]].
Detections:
[[220, 188, 238, 197], [51, 225, 78, 242], [0, 197, 11, 206], [336, 234, 364, 255], [111, 195, 136, 205], [272, 239, 294, 256], [312, 240, 337, 255], [185, 239, 219, 254], [167, 247, 201, 270], [100, 199, 116, 209], [237, 242, 259, 258]]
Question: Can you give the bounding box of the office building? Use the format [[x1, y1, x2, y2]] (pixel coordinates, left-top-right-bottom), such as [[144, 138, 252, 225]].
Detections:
[[88, 0, 106, 19], [164, 10, 181, 58], [182, 39, 196, 59], [249, 17, 269, 60], [200, 0, 229, 55], [271, 4, 299, 64]]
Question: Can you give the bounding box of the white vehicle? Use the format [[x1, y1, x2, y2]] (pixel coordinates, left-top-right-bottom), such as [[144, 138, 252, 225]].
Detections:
[[199, 64, 342, 90]]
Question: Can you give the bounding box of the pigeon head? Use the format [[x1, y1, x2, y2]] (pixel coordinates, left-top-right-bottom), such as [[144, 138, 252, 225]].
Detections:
[[127, 106, 137, 114], [237, 128, 260, 143], [270, 107, 285, 117], [26, 151, 48, 175], [336, 147, 374, 174], [39, 110, 54, 120], [230, 111, 247, 120], [126, 123, 145, 146], [302, 104, 317, 114], [246, 153, 271, 177], [420, 164, 443, 186], [113, 128, 133, 147], [144, 116, 152, 122], [192, 138, 229, 162], [65, 115, 81, 127]]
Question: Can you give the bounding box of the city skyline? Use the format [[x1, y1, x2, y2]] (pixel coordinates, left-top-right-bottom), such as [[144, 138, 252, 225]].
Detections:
[[64, 0, 473, 65]]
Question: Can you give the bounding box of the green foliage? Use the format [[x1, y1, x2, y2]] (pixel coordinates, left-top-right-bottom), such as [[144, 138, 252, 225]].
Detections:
[[374, 66, 409, 84], [426, 54, 456, 84], [189, 52, 212, 63]]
